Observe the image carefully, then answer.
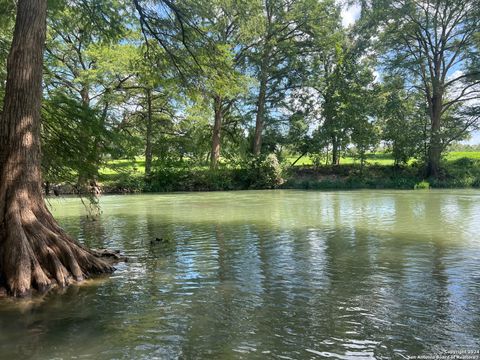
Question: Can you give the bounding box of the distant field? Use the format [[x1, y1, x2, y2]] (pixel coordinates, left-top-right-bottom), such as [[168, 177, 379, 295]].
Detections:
[[288, 151, 480, 167], [99, 158, 207, 179], [100, 159, 146, 175], [287, 152, 395, 166], [99, 151, 480, 178], [445, 151, 480, 161]]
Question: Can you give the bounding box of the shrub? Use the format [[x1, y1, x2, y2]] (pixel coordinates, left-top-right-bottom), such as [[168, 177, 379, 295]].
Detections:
[[414, 180, 430, 190], [452, 157, 476, 168], [241, 154, 284, 189], [143, 156, 283, 192]]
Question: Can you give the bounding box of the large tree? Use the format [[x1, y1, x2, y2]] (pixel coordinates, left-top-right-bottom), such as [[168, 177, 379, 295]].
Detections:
[[0, 0, 113, 297], [375, 0, 480, 176], [249, 0, 336, 156]]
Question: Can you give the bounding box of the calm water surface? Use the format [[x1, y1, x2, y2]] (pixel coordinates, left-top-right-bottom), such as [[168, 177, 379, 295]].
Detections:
[[1, 190, 480, 359]]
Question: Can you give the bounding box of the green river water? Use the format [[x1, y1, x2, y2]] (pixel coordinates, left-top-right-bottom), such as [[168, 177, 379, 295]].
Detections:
[[0, 190, 479, 359]]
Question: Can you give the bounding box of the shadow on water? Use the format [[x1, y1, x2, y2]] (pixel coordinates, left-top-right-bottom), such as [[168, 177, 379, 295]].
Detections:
[[1, 190, 480, 359]]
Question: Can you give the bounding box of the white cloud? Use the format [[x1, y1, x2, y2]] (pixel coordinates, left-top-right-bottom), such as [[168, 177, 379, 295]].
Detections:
[[448, 70, 463, 80], [341, 4, 361, 28], [461, 131, 480, 145]]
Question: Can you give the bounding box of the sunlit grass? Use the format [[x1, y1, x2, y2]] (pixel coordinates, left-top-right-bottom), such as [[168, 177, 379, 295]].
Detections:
[[445, 151, 480, 161], [99, 151, 480, 179], [100, 158, 145, 176], [286, 151, 480, 167], [99, 157, 209, 179], [285, 153, 395, 166]]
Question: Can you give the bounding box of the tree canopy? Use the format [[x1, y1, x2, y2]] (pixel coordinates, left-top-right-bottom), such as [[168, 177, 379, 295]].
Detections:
[[0, 0, 478, 186]]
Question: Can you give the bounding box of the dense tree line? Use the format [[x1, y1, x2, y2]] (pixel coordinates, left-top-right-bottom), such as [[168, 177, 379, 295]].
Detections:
[[2, 0, 479, 185]]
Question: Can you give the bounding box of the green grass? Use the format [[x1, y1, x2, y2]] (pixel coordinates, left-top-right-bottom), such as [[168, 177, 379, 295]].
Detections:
[[287, 151, 480, 167], [286, 153, 395, 166], [445, 151, 480, 161], [342, 153, 395, 165], [100, 158, 146, 176], [102, 151, 480, 178]]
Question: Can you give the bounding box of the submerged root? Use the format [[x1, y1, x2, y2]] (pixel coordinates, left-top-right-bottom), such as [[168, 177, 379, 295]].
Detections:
[[0, 204, 121, 297]]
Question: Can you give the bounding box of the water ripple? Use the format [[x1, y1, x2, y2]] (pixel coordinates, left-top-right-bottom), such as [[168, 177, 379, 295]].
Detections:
[[1, 190, 480, 359]]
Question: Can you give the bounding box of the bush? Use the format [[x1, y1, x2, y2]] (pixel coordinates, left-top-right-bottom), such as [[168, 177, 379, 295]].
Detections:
[[452, 157, 476, 168], [147, 167, 238, 192], [414, 180, 430, 190], [245, 154, 284, 189], [101, 173, 144, 193], [143, 155, 283, 192], [431, 157, 480, 188]]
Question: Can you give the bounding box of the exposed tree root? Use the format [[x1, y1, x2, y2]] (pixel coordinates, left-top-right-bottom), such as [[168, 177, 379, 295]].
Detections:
[[0, 198, 123, 298]]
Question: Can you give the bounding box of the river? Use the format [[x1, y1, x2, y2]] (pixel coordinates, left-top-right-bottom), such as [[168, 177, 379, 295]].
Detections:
[[1, 190, 479, 359]]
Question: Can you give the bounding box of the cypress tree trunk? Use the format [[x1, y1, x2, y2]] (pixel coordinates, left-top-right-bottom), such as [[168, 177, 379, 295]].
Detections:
[[253, 56, 269, 156], [427, 93, 443, 177], [210, 95, 222, 169], [253, 76, 267, 156], [331, 136, 340, 165], [144, 88, 153, 179], [0, 0, 113, 297]]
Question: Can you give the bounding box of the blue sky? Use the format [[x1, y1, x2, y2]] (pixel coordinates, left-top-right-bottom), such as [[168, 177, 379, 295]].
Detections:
[[463, 131, 480, 145]]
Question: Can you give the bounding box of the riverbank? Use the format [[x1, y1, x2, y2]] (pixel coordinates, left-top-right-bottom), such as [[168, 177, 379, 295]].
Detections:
[[284, 158, 480, 190], [48, 156, 480, 195]]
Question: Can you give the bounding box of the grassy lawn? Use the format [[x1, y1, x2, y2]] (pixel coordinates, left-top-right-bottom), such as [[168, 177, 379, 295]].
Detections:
[[286, 153, 395, 166], [445, 151, 480, 161], [100, 158, 145, 177], [287, 151, 480, 167], [99, 158, 209, 180], [100, 151, 480, 179]]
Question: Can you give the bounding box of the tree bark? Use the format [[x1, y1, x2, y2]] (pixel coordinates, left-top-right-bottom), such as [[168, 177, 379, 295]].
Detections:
[[253, 57, 269, 156], [210, 95, 222, 169], [145, 88, 153, 179], [331, 136, 340, 165], [427, 93, 443, 177], [0, 0, 113, 297]]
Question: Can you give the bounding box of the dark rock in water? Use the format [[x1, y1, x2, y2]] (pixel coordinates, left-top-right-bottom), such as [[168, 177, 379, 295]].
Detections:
[[150, 237, 171, 245], [92, 248, 127, 262]]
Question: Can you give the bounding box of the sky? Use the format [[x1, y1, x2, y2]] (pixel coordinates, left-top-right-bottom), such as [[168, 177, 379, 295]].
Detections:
[[464, 132, 480, 145], [341, 4, 361, 28]]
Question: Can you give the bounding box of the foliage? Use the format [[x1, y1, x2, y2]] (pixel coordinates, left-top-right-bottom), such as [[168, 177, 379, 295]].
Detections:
[[3, 0, 480, 195], [414, 181, 430, 190], [42, 93, 110, 185], [372, 0, 480, 175], [241, 154, 284, 189], [0, 0, 15, 106], [379, 76, 428, 165]]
